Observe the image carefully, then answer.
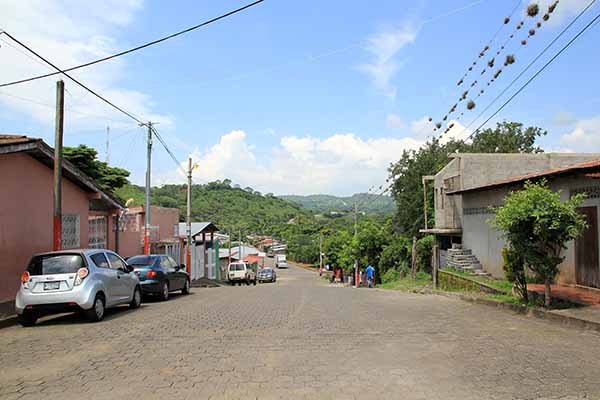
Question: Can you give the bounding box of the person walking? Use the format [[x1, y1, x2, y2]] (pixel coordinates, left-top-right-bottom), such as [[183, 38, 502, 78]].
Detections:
[[365, 264, 375, 288]]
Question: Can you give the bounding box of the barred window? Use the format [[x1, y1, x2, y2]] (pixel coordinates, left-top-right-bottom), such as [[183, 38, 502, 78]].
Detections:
[[62, 214, 80, 249], [89, 216, 107, 249]]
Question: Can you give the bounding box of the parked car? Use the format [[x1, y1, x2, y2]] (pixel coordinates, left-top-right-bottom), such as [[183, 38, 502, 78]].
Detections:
[[126, 255, 190, 301], [257, 268, 276, 283], [15, 249, 141, 326], [227, 262, 256, 285]]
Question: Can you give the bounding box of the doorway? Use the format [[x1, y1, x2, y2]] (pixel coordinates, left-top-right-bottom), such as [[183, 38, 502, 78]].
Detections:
[[575, 206, 599, 288]]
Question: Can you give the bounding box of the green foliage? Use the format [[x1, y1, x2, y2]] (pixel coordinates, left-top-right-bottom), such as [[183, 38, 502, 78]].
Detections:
[[388, 121, 546, 236], [280, 193, 395, 214], [416, 235, 435, 273], [381, 268, 400, 284], [493, 180, 586, 306], [63, 145, 130, 192], [379, 236, 412, 274], [501, 247, 528, 302]]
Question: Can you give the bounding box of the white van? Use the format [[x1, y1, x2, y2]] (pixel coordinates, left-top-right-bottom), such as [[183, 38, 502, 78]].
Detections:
[[275, 254, 287, 269], [227, 262, 256, 286]]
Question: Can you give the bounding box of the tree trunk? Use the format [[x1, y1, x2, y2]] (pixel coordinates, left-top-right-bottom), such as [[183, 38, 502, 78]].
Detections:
[[544, 277, 552, 308]]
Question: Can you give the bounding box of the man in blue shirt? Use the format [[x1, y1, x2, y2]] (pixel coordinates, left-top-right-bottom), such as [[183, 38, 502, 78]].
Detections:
[[365, 264, 375, 288]]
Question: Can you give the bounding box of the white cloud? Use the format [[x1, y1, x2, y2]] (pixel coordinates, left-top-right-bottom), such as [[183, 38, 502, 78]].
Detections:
[[386, 113, 404, 129], [560, 116, 600, 150], [535, 0, 589, 26], [156, 130, 424, 195], [359, 24, 417, 98], [410, 116, 434, 136], [0, 1, 170, 132], [553, 111, 577, 126]]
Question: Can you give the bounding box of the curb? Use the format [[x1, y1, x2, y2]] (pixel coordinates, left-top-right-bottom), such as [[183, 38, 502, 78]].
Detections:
[[0, 316, 17, 329], [420, 288, 600, 333]]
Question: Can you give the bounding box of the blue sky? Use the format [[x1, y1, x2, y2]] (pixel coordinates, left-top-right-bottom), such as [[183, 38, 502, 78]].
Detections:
[[1, 0, 599, 195]]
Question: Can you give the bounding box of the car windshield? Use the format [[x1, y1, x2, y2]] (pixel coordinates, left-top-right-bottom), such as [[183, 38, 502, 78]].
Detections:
[[261, 269, 272, 273], [230, 264, 245, 271], [27, 254, 84, 275], [128, 256, 158, 266]]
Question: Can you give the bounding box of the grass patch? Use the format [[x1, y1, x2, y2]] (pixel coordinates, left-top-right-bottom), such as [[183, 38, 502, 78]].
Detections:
[[378, 272, 432, 291], [445, 268, 512, 294]]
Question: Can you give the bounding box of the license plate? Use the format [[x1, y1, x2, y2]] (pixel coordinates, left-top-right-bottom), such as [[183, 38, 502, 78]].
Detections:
[[43, 282, 60, 290]]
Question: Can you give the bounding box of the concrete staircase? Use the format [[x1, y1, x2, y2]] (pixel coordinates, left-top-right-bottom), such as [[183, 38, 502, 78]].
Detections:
[[445, 245, 490, 276]]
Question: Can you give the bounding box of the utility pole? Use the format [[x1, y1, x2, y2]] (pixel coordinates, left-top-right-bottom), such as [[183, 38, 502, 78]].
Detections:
[[143, 121, 153, 255], [105, 125, 110, 164], [186, 157, 193, 275], [228, 228, 232, 266], [319, 233, 323, 276], [53, 80, 65, 251], [239, 229, 242, 262], [354, 201, 358, 288]]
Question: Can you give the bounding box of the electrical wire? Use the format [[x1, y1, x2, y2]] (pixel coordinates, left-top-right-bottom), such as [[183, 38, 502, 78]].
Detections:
[[0, 0, 265, 88], [456, 0, 598, 140], [2, 32, 189, 176], [466, 9, 600, 140]]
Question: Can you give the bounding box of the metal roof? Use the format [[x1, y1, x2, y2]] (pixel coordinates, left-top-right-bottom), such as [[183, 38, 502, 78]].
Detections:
[[447, 159, 600, 195], [177, 222, 219, 238]]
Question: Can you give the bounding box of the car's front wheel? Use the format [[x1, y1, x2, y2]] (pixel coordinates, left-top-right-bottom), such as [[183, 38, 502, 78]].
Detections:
[[159, 281, 169, 301], [130, 287, 141, 309], [17, 312, 37, 327], [85, 294, 105, 322]]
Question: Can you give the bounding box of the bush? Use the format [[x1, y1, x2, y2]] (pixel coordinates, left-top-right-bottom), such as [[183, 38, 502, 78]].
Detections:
[[381, 268, 401, 284], [416, 235, 435, 273]]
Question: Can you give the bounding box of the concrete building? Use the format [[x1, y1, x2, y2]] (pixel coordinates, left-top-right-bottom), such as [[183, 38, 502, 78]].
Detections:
[[0, 135, 124, 315], [118, 205, 180, 258], [423, 153, 600, 288]]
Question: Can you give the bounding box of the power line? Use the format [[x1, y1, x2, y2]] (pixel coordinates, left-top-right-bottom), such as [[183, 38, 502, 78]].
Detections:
[[457, 0, 598, 139], [1, 31, 144, 124], [2, 31, 189, 176], [151, 126, 188, 176], [0, 0, 265, 88], [466, 9, 600, 140]]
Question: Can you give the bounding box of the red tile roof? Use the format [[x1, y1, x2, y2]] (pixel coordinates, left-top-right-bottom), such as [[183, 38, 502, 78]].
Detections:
[[447, 159, 600, 195]]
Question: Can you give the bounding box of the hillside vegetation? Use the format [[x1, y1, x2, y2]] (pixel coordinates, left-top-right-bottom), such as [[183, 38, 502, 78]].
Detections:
[[279, 193, 394, 213], [115, 181, 310, 234]]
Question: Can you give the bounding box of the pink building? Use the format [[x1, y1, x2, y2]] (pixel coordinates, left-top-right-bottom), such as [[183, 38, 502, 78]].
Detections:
[[118, 205, 180, 259], [0, 135, 124, 316]]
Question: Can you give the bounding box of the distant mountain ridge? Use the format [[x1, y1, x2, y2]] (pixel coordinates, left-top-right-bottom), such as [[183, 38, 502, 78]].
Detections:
[[279, 193, 395, 214]]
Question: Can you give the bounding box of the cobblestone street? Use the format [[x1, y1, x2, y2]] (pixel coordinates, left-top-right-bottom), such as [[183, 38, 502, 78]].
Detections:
[[1, 263, 599, 400]]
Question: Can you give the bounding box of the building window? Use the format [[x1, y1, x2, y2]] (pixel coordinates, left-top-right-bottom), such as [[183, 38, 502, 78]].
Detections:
[[62, 214, 80, 249], [571, 186, 600, 199], [89, 216, 107, 249]]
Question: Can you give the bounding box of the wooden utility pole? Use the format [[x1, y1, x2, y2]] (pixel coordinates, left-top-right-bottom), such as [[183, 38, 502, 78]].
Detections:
[[186, 157, 193, 274], [411, 236, 417, 280], [228, 229, 232, 266], [319, 233, 323, 275], [143, 122, 153, 255], [53, 80, 64, 251]]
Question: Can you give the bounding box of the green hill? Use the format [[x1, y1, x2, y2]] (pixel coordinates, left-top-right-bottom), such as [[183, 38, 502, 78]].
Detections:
[[279, 193, 395, 214], [115, 182, 310, 234]]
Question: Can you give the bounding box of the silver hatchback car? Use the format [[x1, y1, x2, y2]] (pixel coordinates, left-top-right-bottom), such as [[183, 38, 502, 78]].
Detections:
[[15, 249, 141, 326]]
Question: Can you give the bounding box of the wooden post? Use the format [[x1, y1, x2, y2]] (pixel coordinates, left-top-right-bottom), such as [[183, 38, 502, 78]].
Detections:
[[53, 80, 64, 251], [432, 244, 439, 289], [411, 236, 417, 280]]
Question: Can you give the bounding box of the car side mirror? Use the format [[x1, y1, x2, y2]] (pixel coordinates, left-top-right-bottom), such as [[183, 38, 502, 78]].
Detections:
[[125, 264, 134, 273]]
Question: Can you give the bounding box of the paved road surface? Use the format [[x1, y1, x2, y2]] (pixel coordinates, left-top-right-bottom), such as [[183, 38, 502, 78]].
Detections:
[[1, 262, 599, 399]]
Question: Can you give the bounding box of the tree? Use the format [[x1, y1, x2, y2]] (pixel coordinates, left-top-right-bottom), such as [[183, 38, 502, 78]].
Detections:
[[493, 180, 586, 307], [388, 121, 547, 237], [63, 145, 130, 192]]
